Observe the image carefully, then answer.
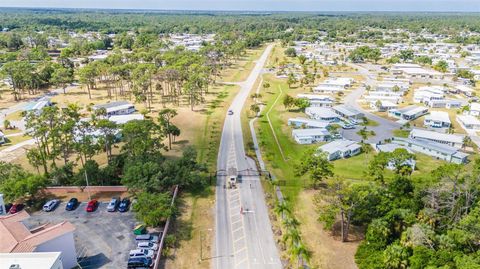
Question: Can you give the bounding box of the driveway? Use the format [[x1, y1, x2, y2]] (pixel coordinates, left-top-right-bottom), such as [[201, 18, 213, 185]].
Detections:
[[344, 63, 401, 143], [24, 201, 137, 269]]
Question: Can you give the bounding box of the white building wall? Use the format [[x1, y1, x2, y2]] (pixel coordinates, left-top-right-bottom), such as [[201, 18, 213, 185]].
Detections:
[[36, 232, 77, 269]]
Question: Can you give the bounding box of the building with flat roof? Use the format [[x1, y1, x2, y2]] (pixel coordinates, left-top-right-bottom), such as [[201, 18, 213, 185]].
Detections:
[[292, 128, 331, 144], [297, 94, 334, 107], [317, 139, 361, 161], [288, 118, 330, 129], [92, 101, 135, 117], [0, 252, 63, 269], [457, 115, 480, 130], [409, 129, 464, 149], [370, 100, 398, 112], [305, 107, 339, 122], [0, 211, 77, 269], [388, 105, 429, 121], [424, 111, 451, 128], [392, 137, 468, 164], [108, 113, 144, 125], [332, 104, 364, 120]]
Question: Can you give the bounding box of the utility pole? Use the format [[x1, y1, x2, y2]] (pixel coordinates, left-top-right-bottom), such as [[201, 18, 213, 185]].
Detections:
[[84, 169, 91, 200]]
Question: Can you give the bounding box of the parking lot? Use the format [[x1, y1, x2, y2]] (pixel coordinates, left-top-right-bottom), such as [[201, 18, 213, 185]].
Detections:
[[23, 201, 137, 269]]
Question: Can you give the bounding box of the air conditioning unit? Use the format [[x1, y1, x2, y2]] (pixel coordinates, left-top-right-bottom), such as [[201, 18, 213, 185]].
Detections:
[[10, 265, 21, 269]]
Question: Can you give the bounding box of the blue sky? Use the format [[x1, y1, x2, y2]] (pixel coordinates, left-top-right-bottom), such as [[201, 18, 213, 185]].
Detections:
[[0, 0, 479, 12]]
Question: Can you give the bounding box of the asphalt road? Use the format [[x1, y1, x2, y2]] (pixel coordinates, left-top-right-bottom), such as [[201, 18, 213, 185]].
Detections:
[[344, 63, 401, 143], [214, 44, 281, 269]]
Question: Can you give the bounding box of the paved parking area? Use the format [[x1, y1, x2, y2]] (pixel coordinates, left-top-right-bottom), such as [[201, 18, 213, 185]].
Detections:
[[23, 201, 137, 269]]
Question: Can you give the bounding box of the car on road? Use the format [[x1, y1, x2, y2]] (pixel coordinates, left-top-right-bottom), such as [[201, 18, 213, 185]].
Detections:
[[4, 203, 13, 213], [43, 199, 60, 212], [342, 124, 355, 129], [135, 233, 160, 244], [65, 198, 79, 211], [86, 199, 98, 212], [107, 197, 120, 212], [228, 110, 234, 115], [137, 241, 159, 251], [9, 203, 25, 214], [129, 249, 155, 259], [127, 257, 152, 268], [118, 198, 130, 212]]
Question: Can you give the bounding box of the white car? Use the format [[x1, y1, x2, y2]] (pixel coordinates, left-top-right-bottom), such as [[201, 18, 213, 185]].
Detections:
[[137, 241, 159, 251], [43, 199, 60, 212], [129, 249, 155, 259]]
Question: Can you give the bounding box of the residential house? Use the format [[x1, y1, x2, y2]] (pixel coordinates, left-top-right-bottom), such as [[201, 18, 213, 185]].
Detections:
[[424, 111, 451, 128], [332, 104, 364, 121], [0, 211, 77, 269], [467, 103, 480, 116], [455, 85, 474, 97], [375, 143, 416, 171], [288, 118, 330, 129], [391, 63, 443, 80], [313, 77, 354, 94], [370, 100, 398, 112], [108, 114, 144, 125], [317, 139, 361, 161], [305, 107, 340, 122], [297, 94, 334, 107], [457, 115, 480, 130], [292, 128, 331, 144], [409, 129, 465, 149], [388, 105, 429, 121], [413, 86, 446, 105], [391, 137, 468, 164], [92, 101, 135, 117], [0, 252, 64, 269]]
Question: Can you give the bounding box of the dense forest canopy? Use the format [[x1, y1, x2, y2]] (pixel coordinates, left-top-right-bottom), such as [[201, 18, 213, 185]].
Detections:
[[1, 9, 480, 35]]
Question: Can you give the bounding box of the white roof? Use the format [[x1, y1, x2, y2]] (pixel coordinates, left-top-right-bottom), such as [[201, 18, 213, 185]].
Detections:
[[0, 252, 62, 269], [410, 129, 464, 144], [109, 114, 144, 124], [306, 107, 339, 119], [297, 94, 334, 101], [425, 111, 450, 123], [455, 85, 474, 92], [457, 115, 480, 125], [288, 118, 330, 128], [318, 139, 360, 154], [292, 128, 330, 137], [373, 100, 398, 107], [470, 103, 480, 111]]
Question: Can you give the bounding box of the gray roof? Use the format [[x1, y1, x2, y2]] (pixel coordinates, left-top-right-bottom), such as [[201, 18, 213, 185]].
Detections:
[[93, 101, 130, 110], [332, 104, 363, 117], [318, 139, 360, 154], [292, 128, 330, 137], [392, 137, 462, 156], [410, 129, 464, 144]]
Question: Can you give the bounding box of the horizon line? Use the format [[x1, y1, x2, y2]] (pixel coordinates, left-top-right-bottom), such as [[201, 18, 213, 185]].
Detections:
[[0, 6, 479, 13]]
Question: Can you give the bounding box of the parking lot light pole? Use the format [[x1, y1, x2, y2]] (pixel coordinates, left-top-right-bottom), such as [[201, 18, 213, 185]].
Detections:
[[199, 228, 213, 261], [84, 169, 91, 200]]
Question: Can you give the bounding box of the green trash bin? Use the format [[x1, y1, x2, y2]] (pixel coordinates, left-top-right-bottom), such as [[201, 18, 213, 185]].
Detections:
[[133, 224, 146, 235]]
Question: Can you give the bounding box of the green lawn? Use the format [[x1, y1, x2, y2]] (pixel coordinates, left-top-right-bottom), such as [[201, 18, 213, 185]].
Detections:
[[393, 129, 410, 138]]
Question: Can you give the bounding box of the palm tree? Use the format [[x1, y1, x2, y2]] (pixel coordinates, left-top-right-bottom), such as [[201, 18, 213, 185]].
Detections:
[[274, 201, 291, 219], [289, 241, 310, 269], [282, 227, 301, 248]]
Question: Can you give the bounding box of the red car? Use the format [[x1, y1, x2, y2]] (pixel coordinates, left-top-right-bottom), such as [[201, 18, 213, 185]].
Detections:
[[86, 200, 98, 212], [9, 204, 25, 214]]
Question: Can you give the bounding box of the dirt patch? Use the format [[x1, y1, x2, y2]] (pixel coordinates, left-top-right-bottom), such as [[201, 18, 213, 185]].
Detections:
[[160, 188, 215, 269], [296, 190, 360, 269]]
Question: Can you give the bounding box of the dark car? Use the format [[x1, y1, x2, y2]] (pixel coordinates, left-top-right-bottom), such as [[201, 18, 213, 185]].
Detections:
[[127, 256, 152, 268], [9, 204, 25, 214], [65, 198, 79, 211], [118, 198, 130, 212], [86, 199, 98, 212], [4, 203, 13, 214]]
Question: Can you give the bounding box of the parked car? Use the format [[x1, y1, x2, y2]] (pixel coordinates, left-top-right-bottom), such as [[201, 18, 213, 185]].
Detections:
[[106, 197, 120, 212], [9, 204, 25, 214], [118, 198, 130, 212], [86, 200, 98, 212], [43, 199, 60, 212], [4, 203, 13, 213], [65, 198, 79, 211], [127, 257, 152, 268], [137, 241, 158, 251], [135, 233, 160, 244], [129, 249, 155, 259]]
